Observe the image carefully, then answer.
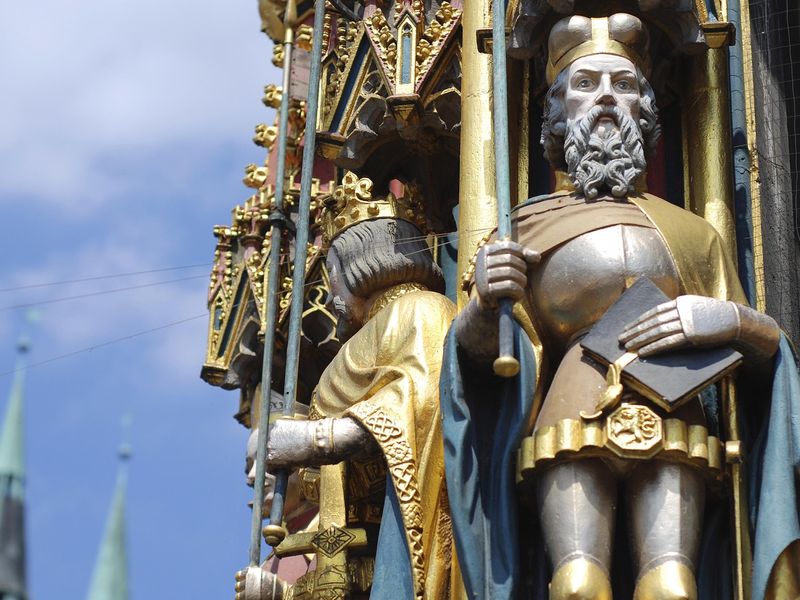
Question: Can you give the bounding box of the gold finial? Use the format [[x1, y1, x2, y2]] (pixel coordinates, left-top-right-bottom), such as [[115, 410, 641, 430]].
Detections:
[[262, 83, 283, 109], [320, 172, 427, 247], [243, 163, 269, 189]]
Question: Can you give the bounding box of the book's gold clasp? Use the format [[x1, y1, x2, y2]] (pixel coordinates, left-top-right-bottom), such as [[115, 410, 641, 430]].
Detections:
[[581, 352, 639, 420]]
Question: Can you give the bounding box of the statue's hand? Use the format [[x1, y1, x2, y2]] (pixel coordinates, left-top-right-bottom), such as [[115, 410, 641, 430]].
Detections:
[[619, 295, 740, 357], [475, 240, 540, 310], [235, 566, 287, 600]]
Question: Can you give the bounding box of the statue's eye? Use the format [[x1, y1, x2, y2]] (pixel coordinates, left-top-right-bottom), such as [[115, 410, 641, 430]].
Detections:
[[577, 78, 593, 90], [615, 79, 633, 91]]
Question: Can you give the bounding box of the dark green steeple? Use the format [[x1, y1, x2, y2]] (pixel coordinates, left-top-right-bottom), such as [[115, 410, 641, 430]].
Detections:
[[87, 443, 130, 600], [0, 339, 29, 600]]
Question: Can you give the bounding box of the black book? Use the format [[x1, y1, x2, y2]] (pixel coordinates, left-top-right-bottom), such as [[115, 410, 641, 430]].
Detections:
[[580, 277, 742, 411]]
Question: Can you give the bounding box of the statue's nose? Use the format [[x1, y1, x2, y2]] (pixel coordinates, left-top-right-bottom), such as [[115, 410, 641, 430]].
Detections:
[[595, 77, 616, 105]]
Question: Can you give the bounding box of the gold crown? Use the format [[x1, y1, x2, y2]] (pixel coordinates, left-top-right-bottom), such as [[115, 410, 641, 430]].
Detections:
[[546, 14, 650, 84], [321, 171, 426, 246]]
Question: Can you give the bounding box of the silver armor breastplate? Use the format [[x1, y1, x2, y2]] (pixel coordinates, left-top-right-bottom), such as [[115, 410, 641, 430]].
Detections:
[[528, 224, 681, 353]]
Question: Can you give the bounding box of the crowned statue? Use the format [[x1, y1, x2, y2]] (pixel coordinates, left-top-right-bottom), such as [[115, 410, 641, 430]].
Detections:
[[248, 174, 461, 599]]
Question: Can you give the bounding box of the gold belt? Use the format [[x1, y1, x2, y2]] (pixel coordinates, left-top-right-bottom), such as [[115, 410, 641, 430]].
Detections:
[[517, 403, 724, 481]]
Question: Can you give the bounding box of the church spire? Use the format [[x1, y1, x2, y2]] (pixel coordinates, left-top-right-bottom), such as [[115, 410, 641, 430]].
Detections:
[[0, 338, 30, 600], [86, 431, 131, 600]]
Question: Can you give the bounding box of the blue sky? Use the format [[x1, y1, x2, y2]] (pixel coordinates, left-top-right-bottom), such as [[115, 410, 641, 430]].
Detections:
[[0, 1, 278, 597]]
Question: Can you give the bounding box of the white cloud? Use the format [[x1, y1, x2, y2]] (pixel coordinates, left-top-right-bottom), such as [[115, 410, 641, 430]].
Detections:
[[0, 0, 278, 207], [0, 221, 213, 384]]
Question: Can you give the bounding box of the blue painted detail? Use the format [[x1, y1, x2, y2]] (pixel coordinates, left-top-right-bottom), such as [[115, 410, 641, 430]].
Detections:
[[705, 0, 719, 21], [370, 477, 414, 600], [728, 0, 757, 305], [217, 271, 248, 358], [750, 336, 800, 600], [330, 38, 369, 133], [441, 325, 536, 599], [401, 29, 412, 84]]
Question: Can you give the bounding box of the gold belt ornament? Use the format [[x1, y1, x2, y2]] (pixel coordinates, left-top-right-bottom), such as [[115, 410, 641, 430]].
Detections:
[[517, 408, 724, 480]]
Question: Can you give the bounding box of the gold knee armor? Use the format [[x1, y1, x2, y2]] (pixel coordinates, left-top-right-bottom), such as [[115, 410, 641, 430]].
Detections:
[[633, 560, 697, 600], [550, 557, 612, 600]]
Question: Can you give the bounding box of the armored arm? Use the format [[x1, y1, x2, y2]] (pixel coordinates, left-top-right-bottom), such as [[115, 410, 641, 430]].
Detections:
[[266, 417, 378, 469]]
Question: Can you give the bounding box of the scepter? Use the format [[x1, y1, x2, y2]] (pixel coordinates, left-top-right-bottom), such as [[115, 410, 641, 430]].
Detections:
[[248, 0, 299, 568], [261, 0, 326, 547], [491, 0, 520, 378]]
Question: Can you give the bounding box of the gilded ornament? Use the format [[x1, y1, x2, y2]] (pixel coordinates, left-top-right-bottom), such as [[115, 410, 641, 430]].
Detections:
[[518, 412, 724, 479], [253, 123, 278, 149], [295, 24, 313, 51], [366, 283, 426, 320], [271, 43, 284, 68], [605, 403, 663, 458], [280, 276, 293, 310], [299, 467, 320, 503], [320, 171, 426, 245], [310, 525, 357, 558], [414, 2, 460, 83], [262, 83, 283, 109], [346, 557, 375, 593], [243, 163, 270, 189]]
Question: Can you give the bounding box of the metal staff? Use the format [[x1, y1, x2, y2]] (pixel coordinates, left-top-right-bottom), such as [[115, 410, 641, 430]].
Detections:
[[491, 0, 520, 378], [262, 0, 327, 547], [249, 0, 299, 567]]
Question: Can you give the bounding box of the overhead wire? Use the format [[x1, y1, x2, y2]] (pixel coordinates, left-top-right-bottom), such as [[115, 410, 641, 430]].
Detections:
[[0, 275, 211, 312], [0, 225, 496, 377], [0, 262, 214, 293], [0, 225, 495, 296]]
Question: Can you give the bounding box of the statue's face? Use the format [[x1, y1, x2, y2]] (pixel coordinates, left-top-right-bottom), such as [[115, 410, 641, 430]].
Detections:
[[246, 428, 303, 518], [326, 249, 367, 341], [564, 54, 640, 136]]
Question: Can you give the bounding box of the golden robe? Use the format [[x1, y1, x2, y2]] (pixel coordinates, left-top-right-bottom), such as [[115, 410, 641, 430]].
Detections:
[[313, 286, 460, 599]]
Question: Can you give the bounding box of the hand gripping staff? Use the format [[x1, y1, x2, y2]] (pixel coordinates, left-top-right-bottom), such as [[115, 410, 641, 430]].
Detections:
[[491, 0, 519, 378]]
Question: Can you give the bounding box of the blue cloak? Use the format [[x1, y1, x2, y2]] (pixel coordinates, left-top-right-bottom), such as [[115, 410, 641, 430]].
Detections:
[[440, 324, 800, 600]]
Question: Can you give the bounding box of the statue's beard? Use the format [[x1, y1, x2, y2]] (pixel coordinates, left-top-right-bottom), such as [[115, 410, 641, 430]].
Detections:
[[564, 105, 647, 199]]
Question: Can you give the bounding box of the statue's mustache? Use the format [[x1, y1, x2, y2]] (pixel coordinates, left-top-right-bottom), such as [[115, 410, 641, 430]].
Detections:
[[578, 105, 626, 131]]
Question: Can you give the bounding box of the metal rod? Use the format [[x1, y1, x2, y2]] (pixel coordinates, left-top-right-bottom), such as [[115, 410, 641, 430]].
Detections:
[[491, 0, 520, 378], [266, 0, 327, 543], [721, 377, 752, 600], [249, 0, 298, 568]]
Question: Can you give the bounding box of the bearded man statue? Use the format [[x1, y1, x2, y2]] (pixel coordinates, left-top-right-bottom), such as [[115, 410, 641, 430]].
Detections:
[[442, 13, 800, 600]]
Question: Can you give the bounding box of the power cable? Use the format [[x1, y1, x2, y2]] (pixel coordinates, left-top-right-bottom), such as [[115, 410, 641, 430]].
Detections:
[[0, 275, 210, 312], [0, 263, 213, 293], [0, 224, 497, 297], [0, 226, 497, 376], [0, 312, 210, 377]]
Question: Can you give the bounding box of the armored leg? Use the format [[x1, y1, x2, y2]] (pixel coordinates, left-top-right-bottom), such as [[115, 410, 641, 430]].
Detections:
[[627, 460, 705, 600], [536, 458, 616, 600]]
